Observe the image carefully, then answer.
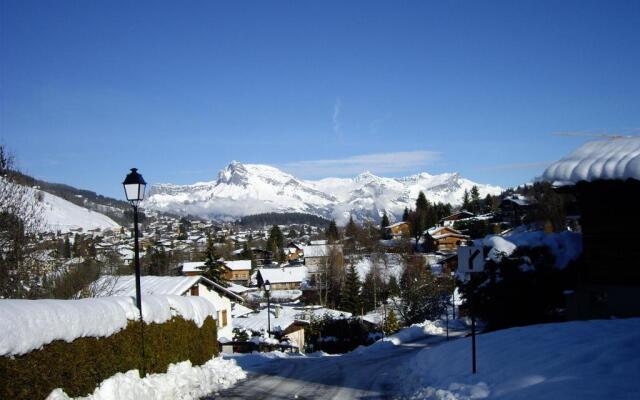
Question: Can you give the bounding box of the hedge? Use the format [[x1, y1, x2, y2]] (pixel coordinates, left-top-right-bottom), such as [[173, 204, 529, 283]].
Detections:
[[0, 316, 218, 399]]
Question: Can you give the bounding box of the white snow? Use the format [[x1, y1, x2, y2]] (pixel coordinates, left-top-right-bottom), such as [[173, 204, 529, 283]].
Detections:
[[46, 356, 246, 400], [224, 260, 252, 271], [39, 190, 120, 233], [403, 318, 640, 399], [144, 161, 502, 224], [480, 231, 582, 268], [257, 265, 307, 284], [543, 137, 640, 184], [89, 275, 201, 297], [0, 295, 217, 356]]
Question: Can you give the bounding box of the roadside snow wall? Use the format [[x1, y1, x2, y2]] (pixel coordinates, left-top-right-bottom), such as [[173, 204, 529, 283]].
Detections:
[[0, 295, 219, 400]]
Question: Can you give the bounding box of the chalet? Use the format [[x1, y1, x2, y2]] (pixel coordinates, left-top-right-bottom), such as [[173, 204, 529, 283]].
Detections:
[[88, 275, 244, 340], [385, 221, 410, 239], [300, 244, 343, 283], [425, 226, 470, 252], [256, 265, 307, 290], [252, 248, 273, 266], [181, 261, 205, 276], [234, 304, 351, 351], [499, 194, 534, 226], [285, 242, 305, 263], [222, 260, 252, 285], [439, 211, 475, 227], [543, 137, 640, 319]]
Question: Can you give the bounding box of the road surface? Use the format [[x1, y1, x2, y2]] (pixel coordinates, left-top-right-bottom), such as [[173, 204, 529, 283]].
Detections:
[[205, 333, 464, 400]]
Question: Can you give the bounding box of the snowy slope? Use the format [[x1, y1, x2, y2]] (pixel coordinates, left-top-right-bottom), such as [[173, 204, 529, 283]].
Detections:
[[145, 161, 502, 223], [39, 190, 120, 233], [402, 318, 640, 399]]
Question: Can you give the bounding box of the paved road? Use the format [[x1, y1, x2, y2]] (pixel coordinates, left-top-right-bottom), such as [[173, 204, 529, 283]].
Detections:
[[205, 333, 463, 400]]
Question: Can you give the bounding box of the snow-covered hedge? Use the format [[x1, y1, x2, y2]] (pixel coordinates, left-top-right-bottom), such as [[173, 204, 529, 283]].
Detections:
[[0, 295, 217, 356], [0, 296, 220, 400]]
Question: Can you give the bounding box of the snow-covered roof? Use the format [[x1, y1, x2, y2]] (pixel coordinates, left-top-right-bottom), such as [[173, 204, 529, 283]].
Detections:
[[224, 260, 252, 271], [543, 137, 640, 184], [234, 304, 351, 334], [226, 282, 253, 294], [501, 194, 531, 206], [231, 302, 254, 318], [301, 244, 342, 258], [182, 261, 205, 273], [91, 275, 244, 302], [258, 266, 307, 284], [92, 275, 200, 297], [387, 221, 408, 228]]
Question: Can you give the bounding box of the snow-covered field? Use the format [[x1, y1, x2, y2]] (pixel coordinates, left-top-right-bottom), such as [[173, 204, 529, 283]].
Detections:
[[40, 190, 120, 233], [47, 356, 246, 400], [402, 318, 640, 399]]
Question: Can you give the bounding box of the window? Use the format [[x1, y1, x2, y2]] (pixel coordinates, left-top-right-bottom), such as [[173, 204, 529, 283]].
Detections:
[[222, 310, 228, 327]]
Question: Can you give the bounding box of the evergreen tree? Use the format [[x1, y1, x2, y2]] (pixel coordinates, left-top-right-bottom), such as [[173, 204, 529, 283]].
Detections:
[[325, 219, 340, 243], [63, 236, 72, 259], [462, 189, 471, 211], [266, 225, 285, 261], [402, 207, 410, 222], [416, 191, 428, 213], [287, 228, 298, 238], [345, 215, 358, 239], [387, 275, 400, 298], [340, 263, 361, 314], [470, 185, 481, 214], [380, 212, 390, 240], [398, 256, 446, 324], [203, 233, 226, 286], [384, 309, 400, 335]]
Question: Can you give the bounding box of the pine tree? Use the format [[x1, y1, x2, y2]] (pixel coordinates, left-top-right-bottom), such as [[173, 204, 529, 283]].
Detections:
[[63, 236, 72, 259], [203, 233, 226, 286], [380, 212, 390, 239], [345, 215, 358, 239], [384, 309, 400, 335], [462, 189, 471, 211], [470, 185, 481, 214], [266, 225, 284, 261], [387, 275, 400, 298], [416, 191, 428, 213], [402, 207, 410, 222], [325, 219, 340, 243], [340, 263, 361, 314]]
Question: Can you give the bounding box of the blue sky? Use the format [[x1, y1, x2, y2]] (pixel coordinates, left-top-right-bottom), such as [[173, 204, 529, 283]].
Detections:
[[1, 0, 639, 198]]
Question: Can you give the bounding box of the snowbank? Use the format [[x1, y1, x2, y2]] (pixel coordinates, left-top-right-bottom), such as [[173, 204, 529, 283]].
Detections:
[[0, 295, 217, 356], [480, 231, 582, 268], [403, 318, 640, 399], [47, 356, 246, 400], [543, 137, 640, 184]]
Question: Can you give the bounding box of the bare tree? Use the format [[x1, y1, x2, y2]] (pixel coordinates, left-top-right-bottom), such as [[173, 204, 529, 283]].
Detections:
[[0, 145, 45, 298]]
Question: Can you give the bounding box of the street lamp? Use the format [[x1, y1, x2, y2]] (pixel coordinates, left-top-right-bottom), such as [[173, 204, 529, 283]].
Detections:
[[264, 280, 271, 338], [122, 167, 146, 374]]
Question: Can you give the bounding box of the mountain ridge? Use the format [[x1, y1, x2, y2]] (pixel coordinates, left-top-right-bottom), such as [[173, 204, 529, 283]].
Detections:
[[145, 161, 503, 224]]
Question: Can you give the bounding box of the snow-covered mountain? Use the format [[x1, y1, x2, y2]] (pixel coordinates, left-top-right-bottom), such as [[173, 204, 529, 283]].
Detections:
[[144, 161, 503, 224], [39, 190, 120, 233]]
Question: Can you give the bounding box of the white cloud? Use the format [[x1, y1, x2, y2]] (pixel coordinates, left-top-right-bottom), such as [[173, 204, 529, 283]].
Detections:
[[282, 150, 441, 178]]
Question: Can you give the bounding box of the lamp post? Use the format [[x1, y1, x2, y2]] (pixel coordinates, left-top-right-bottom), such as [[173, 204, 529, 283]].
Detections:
[[264, 280, 271, 338], [122, 167, 147, 375]]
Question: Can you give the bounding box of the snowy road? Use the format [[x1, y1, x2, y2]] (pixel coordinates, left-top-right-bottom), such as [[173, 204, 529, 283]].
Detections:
[[205, 333, 464, 400]]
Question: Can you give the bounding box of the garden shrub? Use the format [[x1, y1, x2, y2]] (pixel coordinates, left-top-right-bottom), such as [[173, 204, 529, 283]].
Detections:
[[0, 316, 218, 399]]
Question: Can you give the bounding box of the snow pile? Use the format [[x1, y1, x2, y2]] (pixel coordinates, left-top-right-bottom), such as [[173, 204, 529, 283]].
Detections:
[[543, 137, 640, 184], [0, 295, 217, 356], [383, 320, 446, 345], [47, 356, 246, 400], [480, 231, 582, 268], [482, 236, 517, 262], [403, 318, 640, 399]]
